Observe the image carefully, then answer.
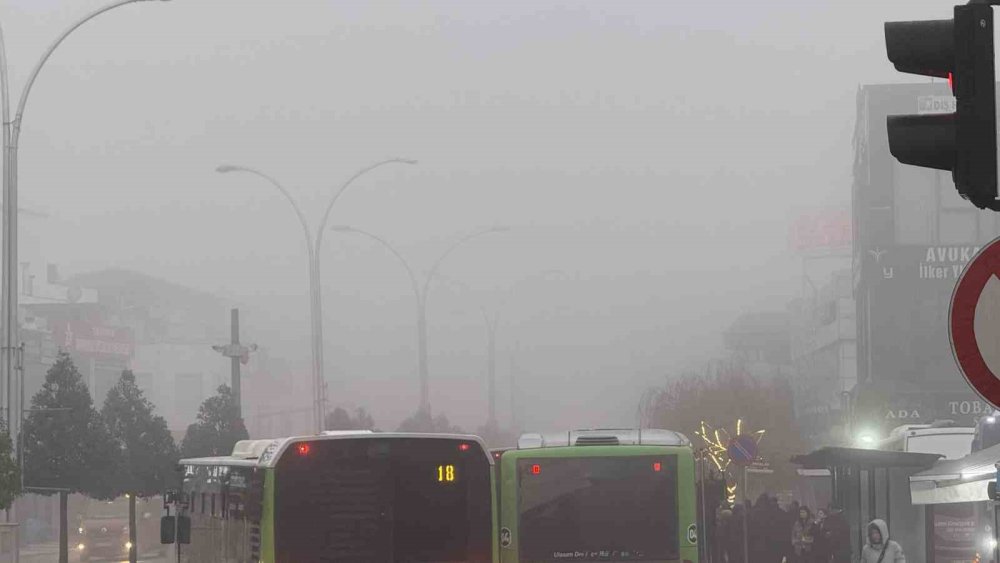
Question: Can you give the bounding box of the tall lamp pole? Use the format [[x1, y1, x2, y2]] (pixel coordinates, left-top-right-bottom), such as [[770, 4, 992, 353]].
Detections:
[[0, 1, 171, 521], [330, 225, 508, 413], [474, 270, 565, 429], [216, 158, 415, 432]]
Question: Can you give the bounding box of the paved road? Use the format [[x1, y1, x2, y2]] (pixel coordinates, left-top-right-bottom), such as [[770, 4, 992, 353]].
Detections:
[[19, 542, 171, 563]]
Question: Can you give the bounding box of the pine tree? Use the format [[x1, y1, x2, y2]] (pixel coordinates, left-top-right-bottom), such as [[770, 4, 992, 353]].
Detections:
[[181, 385, 248, 458], [0, 419, 19, 511], [23, 353, 120, 493], [102, 370, 179, 562], [324, 407, 376, 431], [23, 353, 120, 563], [396, 409, 463, 433]]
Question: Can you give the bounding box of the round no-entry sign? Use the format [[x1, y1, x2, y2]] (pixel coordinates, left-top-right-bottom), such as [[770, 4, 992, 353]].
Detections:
[[951, 237, 1000, 408]]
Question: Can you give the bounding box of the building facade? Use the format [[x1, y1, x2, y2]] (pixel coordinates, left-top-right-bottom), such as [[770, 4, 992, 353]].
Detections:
[[852, 82, 996, 440], [790, 266, 857, 447]]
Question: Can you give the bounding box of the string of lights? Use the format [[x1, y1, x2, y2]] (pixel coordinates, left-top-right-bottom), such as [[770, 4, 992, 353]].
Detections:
[[695, 419, 766, 506]]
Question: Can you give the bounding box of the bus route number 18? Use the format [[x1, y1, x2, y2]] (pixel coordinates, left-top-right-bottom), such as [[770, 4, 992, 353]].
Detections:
[[437, 465, 456, 482]]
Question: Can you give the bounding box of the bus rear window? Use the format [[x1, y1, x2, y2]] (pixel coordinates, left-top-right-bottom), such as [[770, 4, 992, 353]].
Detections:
[[518, 455, 678, 562], [273, 437, 492, 563]]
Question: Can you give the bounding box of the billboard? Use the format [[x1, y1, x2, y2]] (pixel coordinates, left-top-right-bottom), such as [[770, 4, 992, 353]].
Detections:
[[789, 209, 851, 254], [52, 321, 133, 359]]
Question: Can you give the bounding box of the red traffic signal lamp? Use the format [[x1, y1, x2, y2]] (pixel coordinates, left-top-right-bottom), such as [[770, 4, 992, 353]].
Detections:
[[885, 3, 999, 210]]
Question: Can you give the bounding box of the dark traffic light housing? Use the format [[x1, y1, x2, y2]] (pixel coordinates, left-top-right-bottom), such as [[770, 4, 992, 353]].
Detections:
[[885, 3, 999, 210]]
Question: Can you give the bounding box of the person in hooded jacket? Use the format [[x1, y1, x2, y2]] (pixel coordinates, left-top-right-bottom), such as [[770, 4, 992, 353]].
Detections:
[[861, 519, 905, 563]]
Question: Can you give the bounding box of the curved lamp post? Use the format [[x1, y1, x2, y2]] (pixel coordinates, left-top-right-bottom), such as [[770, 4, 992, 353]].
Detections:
[[0, 0, 173, 551], [330, 225, 508, 413], [216, 158, 415, 432]]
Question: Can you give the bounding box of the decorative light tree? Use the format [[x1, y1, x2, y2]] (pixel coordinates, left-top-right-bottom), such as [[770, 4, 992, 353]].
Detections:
[[696, 418, 765, 506]]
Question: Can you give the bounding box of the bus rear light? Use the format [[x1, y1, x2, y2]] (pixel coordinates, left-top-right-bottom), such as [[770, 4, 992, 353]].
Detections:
[[531, 464, 541, 475], [296, 443, 311, 456], [459, 443, 470, 452], [653, 462, 662, 472]]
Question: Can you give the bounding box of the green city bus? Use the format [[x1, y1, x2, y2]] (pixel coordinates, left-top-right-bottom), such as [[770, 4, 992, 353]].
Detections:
[[495, 429, 698, 563], [161, 431, 498, 562]]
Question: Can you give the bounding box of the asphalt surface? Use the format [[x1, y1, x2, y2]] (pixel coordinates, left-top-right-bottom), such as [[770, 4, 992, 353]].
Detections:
[[19, 542, 171, 563]]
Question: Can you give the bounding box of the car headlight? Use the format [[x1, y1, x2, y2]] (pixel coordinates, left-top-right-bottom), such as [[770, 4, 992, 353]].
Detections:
[[77, 527, 83, 534], [125, 541, 133, 550], [76, 543, 85, 551]]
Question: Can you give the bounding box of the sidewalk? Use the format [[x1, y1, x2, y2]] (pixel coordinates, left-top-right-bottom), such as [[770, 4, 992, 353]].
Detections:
[[19, 541, 62, 563], [16, 543, 169, 562]]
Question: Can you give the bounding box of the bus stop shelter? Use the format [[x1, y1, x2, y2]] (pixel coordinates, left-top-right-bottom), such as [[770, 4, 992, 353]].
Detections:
[[909, 442, 1000, 504], [908, 443, 1000, 562], [792, 447, 941, 560]]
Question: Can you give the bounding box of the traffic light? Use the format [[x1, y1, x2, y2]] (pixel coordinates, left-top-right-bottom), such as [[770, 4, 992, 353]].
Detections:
[[885, 3, 999, 210]]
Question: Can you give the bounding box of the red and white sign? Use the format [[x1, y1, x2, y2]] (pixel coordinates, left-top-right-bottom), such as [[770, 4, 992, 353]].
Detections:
[[950, 238, 1000, 408], [52, 321, 133, 358], [789, 209, 851, 254]]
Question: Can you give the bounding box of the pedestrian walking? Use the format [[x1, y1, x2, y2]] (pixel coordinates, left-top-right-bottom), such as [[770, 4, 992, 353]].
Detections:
[[825, 505, 851, 563], [717, 508, 734, 563], [791, 506, 815, 563], [811, 508, 830, 563], [731, 504, 747, 563], [860, 519, 905, 563]]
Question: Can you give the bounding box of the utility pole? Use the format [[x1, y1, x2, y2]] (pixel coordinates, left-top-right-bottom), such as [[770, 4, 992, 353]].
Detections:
[[211, 309, 256, 420], [483, 309, 500, 428], [509, 344, 518, 430]]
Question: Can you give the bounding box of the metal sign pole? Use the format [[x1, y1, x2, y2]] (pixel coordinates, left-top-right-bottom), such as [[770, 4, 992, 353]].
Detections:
[[742, 465, 748, 563], [700, 452, 708, 563]]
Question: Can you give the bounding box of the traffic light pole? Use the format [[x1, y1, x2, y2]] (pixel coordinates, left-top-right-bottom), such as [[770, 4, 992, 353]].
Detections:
[[885, 2, 1000, 209]]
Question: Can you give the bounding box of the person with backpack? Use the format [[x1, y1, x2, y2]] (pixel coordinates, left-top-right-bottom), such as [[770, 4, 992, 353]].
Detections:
[[860, 519, 905, 563]]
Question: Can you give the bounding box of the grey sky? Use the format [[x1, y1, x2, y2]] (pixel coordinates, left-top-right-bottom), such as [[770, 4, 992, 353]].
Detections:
[[1, 0, 945, 430]]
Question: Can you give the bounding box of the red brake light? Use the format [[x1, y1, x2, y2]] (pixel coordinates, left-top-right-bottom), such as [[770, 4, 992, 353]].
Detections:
[[297, 443, 311, 456], [531, 464, 541, 475], [653, 462, 662, 472], [948, 72, 954, 92], [459, 443, 470, 452]]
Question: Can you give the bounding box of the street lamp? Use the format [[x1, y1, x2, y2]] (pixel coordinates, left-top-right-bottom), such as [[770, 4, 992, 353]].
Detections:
[[0, 1, 169, 536], [329, 225, 508, 413], [216, 158, 415, 432], [475, 270, 566, 428]]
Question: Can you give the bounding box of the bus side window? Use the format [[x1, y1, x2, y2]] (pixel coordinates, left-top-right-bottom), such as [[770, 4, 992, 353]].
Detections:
[[232, 496, 239, 520], [211, 494, 216, 517], [246, 470, 263, 522]]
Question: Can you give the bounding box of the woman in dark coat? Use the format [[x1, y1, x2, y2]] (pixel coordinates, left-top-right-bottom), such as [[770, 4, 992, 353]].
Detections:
[[824, 506, 852, 563], [811, 508, 829, 563]]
